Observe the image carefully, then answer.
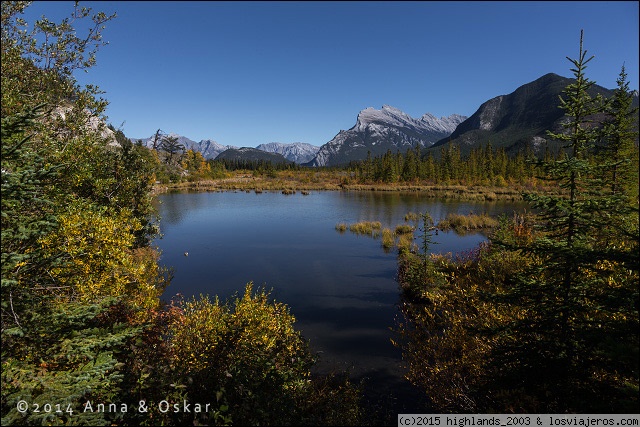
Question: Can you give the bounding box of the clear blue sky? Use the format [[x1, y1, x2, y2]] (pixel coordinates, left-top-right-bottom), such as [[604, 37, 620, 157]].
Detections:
[[20, 1, 640, 147]]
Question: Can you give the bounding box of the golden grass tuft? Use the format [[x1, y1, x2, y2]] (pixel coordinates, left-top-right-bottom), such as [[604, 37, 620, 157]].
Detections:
[[395, 224, 415, 235], [404, 212, 419, 222], [396, 232, 416, 254], [381, 228, 395, 249], [437, 213, 499, 233], [348, 221, 382, 235]]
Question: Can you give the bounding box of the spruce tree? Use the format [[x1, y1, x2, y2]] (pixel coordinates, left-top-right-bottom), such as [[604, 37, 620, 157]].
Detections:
[[601, 65, 639, 201], [160, 134, 185, 165], [1, 107, 140, 426], [1, 105, 60, 350], [488, 30, 638, 412]]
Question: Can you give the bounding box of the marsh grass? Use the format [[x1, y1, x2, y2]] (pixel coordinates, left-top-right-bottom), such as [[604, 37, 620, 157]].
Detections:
[[404, 212, 419, 222], [349, 221, 382, 236], [395, 224, 415, 235], [337, 220, 419, 254], [396, 232, 417, 254], [437, 213, 499, 233], [381, 228, 395, 250], [159, 171, 563, 201]]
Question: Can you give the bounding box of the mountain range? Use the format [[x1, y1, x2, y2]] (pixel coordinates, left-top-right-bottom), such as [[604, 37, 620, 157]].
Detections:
[[129, 72, 637, 167], [255, 142, 319, 164], [131, 134, 236, 160], [305, 106, 467, 167], [130, 135, 320, 163]]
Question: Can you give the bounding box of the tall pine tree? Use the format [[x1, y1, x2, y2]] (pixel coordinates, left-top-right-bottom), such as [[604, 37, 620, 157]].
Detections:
[[488, 30, 639, 412]]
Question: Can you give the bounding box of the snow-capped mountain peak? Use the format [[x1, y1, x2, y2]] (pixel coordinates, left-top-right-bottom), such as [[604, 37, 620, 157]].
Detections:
[[131, 133, 237, 159], [255, 142, 320, 164], [307, 106, 467, 167], [355, 105, 415, 130]]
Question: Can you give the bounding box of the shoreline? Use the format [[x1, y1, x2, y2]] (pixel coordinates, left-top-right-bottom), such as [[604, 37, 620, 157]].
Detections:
[[153, 176, 561, 201]]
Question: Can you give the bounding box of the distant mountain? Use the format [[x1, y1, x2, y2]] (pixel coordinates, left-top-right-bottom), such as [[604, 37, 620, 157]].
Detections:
[[130, 133, 319, 163], [215, 147, 293, 164], [255, 142, 320, 164], [131, 133, 237, 159], [431, 73, 639, 156], [306, 105, 466, 167]]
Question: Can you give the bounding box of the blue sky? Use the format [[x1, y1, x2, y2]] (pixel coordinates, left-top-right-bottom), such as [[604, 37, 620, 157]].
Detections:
[[20, 1, 640, 147]]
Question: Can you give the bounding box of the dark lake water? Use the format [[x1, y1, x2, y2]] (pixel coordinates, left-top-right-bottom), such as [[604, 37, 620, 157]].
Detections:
[[152, 190, 528, 412]]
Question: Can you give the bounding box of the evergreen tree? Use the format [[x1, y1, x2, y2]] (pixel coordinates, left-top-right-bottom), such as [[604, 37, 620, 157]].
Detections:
[[1, 105, 60, 353], [489, 30, 638, 412], [401, 146, 418, 181], [1, 5, 154, 424], [601, 64, 640, 205], [160, 134, 185, 165]]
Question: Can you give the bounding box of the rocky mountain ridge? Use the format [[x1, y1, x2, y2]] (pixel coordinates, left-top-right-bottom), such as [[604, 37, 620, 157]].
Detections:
[[131, 134, 236, 160], [130, 134, 319, 164], [254, 142, 320, 164], [431, 72, 639, 156], [127, 72, 637, 167], [306, 106, 467, 167]]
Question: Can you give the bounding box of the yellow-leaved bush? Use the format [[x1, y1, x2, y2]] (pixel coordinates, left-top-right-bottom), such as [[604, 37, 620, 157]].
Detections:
[[39, 200, 163, 319], [168, 283, 315, 425]]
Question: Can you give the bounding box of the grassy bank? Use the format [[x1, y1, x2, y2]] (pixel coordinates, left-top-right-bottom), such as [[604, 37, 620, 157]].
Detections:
[[155, 170, 563, 200]]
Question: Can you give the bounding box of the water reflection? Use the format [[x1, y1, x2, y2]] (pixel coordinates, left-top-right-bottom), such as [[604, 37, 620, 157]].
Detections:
[[153, 190, 528, 405]]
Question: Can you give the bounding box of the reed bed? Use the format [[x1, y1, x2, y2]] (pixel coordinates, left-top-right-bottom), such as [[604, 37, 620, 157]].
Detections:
[[437, 213, 499, 233], [335, 223, 348, 233], [157, 171, 564, 201], [395, 224, 415, 235], [404, 212, 419, 222], [381, 228, 395, 249], [348, 221, 382, 236], [396, 232, 416, 254], [336, 219, 419, 255]]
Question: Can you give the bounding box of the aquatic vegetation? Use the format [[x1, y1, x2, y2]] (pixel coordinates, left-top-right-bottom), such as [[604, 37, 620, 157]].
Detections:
[[348, 221, 382, 236], [381, 228, 395, 250], [437, 213, 499, 233], [404, 212, 419, 222], [395, 224, 415, 235], [396, 232, 416, 254]]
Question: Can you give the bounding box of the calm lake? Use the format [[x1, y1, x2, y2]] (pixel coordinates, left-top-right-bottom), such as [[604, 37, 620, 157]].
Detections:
[[152, 190, 528, 410]]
